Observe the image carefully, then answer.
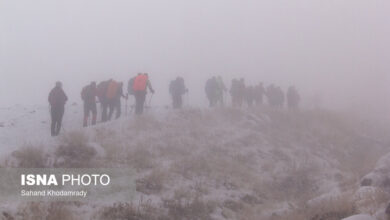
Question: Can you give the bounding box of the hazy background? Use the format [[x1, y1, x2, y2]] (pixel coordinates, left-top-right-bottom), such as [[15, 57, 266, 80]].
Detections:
[[1, 0, 389, 118]]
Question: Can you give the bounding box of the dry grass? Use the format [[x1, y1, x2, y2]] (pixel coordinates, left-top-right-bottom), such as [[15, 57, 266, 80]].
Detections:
[[10, 145, 49, 168], [355, 187, 390, 215], [163, 197, 216, 220], [270, 192, 356, 220], [127, 147, 156, 171], [95, 197, 216, 220], [258, 160, 321, 203], [54, 131, 97, 168], [12, 202, 75, 220], [95, 201, 162, 220], [136, 169, 169, 195], [4, 108, 389, 219]]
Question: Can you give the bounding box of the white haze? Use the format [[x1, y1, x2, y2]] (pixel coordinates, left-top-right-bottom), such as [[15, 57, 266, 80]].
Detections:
[[0, 0, 389, 118]]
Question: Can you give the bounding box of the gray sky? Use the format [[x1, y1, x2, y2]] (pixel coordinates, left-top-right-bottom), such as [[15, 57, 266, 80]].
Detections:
[[1, 0, 389, 116]]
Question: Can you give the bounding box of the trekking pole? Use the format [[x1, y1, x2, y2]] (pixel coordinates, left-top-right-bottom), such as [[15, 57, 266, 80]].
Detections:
[[148, 93, 154, 107]]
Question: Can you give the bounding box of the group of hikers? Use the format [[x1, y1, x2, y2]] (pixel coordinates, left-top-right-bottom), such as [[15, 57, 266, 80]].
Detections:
[[48, 74, 300, 136], [205, 76, 300, 109], [48, 73, 154, 136], [82, 73, 155, 129]]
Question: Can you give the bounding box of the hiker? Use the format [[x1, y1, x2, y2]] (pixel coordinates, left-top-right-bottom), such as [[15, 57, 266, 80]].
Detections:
[[127, 76, 136, 96], [97, 80, 110, 122], [254, 82, 265, 105], [81, 82, 97, 127], [245, 85, 255, 107], [132, 73, 155, 115], [126, 76, 136, 114], [266, 84, 278, 107], [205, 76, 218, 107], [232, 78, 246, 107], [48, 81, 68, 136], [287, 86, 300, 109], [216, 76, 227, 106], [230, 79, 239, 107], [108, 82, 127, 119], [105, 80, 121, 120], [169, 77, 188, 109]]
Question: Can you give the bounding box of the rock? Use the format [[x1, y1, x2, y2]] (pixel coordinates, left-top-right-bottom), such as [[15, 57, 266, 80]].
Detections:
[[342, 214, 376, 220], [361, 178, 373, 186]]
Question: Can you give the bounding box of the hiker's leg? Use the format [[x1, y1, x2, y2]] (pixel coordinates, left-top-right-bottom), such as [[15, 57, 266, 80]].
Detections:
[[101, 101, 108, 122], [116, 99, 121, 119], [50, 108, 56, 136], [172, 95, 179, 109], [91, 103, 97, 125], [56, 107, 64, 136], [139, 93, 146, 114], [83, 102, 89, 127], [135, 92, 142, 115], [178, 95, 183, 108], [108, 100, 114, 120]]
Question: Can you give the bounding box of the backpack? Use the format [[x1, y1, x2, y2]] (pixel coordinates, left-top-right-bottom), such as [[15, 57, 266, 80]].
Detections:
[[97, 81, 109, 100], [106, 81, 119, 99], [133, 75, 148, 91]]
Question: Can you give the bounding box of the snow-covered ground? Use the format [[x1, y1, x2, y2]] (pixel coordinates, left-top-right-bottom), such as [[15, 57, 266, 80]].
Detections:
[[0, 104, 82, 155], [0, 104, 389, 219]]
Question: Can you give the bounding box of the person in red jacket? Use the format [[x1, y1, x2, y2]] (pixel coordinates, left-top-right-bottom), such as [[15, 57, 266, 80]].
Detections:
[[48, 81, 68, 136], [132, 73, 154, 115]]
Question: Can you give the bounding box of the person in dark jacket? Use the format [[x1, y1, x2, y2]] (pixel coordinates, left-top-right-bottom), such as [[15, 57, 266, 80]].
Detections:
[[169, 77, 188, 109], [216, 76, 227, 106], [97, 80, 110, 122], [81, 82, 97, 127], [48, 81, 68, 136]]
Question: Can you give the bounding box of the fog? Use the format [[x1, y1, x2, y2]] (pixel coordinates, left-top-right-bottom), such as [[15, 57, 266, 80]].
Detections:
[[1, 0, 389, 117]]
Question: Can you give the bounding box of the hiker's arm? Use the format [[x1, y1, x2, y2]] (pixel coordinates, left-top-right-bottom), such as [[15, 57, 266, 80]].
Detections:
[[147, 81, 155, 93]]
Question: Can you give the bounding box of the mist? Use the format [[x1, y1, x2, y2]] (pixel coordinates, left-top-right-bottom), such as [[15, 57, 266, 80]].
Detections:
[[1, 0, 389, 117]]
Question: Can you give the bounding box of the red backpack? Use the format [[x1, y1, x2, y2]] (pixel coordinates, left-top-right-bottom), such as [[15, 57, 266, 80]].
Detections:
[[106, 81, 119, 99], [133, 75, 148, 92]]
